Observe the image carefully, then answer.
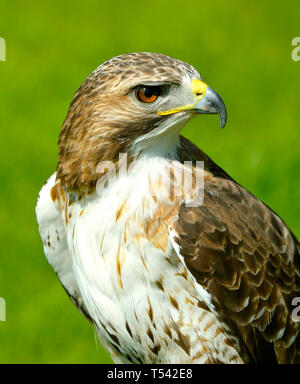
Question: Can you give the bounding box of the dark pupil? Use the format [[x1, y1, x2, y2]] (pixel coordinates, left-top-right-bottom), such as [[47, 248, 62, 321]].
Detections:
[[143, 86, 157, 98]]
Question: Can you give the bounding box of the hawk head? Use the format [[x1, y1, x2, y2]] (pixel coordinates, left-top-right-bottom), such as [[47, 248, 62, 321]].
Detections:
[[57, 52, 227, 191]]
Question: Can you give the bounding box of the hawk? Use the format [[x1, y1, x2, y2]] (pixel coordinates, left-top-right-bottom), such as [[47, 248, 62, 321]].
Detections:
[[36, 52, 300, 364]]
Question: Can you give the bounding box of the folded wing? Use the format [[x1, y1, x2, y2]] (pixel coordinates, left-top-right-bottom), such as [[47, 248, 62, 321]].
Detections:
[[170, 174, 300, 363]]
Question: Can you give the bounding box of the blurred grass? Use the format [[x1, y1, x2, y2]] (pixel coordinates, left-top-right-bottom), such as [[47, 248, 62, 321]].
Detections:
[[0, 0, 299, 363]]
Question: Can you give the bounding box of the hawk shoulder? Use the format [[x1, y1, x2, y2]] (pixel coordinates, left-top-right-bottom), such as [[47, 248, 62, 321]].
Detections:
[[35, 173, 91, 321]]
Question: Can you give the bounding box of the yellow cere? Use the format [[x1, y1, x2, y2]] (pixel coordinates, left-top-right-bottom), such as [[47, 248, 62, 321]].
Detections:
[[157, 79, 208, 116], [191, 79, 208, 101]]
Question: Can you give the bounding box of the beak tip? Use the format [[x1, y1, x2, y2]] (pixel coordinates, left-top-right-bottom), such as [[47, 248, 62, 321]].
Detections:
[[218, 95, 227, 129], [220, 113, 227, 129]]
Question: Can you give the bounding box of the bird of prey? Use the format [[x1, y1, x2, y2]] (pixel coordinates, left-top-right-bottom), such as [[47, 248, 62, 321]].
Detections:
[[36, 52, 300, 364]]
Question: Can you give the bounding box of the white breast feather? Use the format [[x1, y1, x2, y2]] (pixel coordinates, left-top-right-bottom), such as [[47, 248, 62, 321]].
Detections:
[[36, 158, 246, 364]]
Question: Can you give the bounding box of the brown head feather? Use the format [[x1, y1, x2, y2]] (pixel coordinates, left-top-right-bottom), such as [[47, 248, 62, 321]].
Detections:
[[56, 52, 198, 191]]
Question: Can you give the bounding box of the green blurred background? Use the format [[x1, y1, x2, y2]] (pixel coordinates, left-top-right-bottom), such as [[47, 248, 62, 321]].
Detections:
[[0, 0, 299, 363]]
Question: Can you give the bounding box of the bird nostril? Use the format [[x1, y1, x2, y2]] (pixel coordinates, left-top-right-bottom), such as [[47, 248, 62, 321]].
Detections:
[[196, 92, 202, 97]]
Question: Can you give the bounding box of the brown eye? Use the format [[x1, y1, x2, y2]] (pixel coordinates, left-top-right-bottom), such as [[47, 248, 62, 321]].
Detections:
[[136, 86, 161, 103]]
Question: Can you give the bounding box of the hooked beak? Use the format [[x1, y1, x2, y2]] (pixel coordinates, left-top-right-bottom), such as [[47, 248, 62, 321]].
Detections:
[[157, 79, 227, 128], [193, 85, 227, 129]]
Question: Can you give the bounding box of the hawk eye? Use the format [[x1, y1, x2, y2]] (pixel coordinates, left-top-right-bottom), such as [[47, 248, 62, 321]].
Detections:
[[136, 86, 161, 103]]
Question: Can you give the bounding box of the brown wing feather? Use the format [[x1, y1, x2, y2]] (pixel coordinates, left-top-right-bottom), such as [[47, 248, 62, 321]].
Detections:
[[172, 143, 300, 363]]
